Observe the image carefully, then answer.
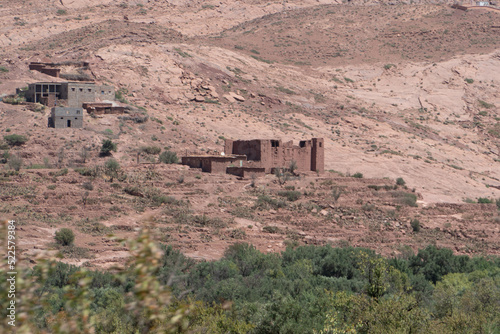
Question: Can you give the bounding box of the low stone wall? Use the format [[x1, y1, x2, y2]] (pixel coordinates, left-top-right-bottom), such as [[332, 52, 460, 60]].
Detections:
[[226, 167, 266, 178]]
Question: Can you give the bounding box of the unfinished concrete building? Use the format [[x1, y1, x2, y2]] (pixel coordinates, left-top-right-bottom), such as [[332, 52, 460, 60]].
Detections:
[[49, 107, 83, 128], [181, 138, 324, 177], [25, 82, 115, 108], [25, 82, 63, 107]]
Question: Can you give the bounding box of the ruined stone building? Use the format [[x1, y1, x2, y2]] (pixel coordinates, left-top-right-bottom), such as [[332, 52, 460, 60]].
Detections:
[[29, 62, 61, 78], [29, 61, 92, 79], [82, 102, 125, 115], [182, 138, 324, 177], [49, 107, 83, 128], [181, 154, 248, 174], [225, 138, 324, 173]]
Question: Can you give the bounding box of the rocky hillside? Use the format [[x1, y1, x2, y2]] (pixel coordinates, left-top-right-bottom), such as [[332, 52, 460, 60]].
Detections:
[[0, 0, 499, 265]]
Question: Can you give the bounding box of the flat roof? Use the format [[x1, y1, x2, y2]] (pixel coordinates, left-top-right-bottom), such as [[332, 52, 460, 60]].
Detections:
[[183, 154, 246, 159], [52, 107, 83, 116], [29, 81, 96, 85]]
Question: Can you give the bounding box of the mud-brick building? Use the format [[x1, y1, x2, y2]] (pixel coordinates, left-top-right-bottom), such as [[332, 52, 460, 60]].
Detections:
[[82, 102, 125, 115], [28, 62, 61, 77], [181, 155, 248, 173], [224, 138, 324, 173], [49, 107, 83, 128], [181, 138, 324, 177]]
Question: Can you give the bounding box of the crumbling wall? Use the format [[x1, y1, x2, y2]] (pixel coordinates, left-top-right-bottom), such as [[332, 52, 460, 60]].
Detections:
[[224, 138, 324, 173], [29, 62, 61, 78], [181, 155, 247, 173], [82, 103, 124, 115], [226, 167, 266, 178], [293, 141, 312, 171], [311, 138, 324, 173], [227, 140, 262, 161]]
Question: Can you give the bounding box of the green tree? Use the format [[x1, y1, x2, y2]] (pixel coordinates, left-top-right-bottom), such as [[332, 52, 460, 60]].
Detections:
[[54, 228, 75, 246], [358, 252, 389, 299], [104, 158, 121, 182], [3, 134, 28, 146], [100, 139, 117, 156], [159, 150, 178, 164]]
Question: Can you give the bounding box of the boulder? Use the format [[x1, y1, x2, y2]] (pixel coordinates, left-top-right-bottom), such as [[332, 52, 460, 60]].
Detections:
[[229, 92, 245, 102], [223, 94, 236, 103]]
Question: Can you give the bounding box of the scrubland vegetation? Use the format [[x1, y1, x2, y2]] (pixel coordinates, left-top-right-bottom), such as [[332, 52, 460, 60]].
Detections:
[[1, 222, 499, 334]]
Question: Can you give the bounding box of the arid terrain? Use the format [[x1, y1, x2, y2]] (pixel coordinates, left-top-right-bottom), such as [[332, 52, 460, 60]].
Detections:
[[0, 0, 499, 268]]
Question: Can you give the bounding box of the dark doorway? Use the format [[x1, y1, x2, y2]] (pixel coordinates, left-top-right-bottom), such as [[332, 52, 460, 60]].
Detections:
[[67, 120, 72, 128]]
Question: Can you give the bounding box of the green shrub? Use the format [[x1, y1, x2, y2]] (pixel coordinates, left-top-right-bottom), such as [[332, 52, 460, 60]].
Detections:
[[478, 100, 495, 109], [289, 160, 298, 174], [159, 150, 178, 164], [82, 182, 94, 191], [4, 134, 28, 146], [332, 186, 344, 203], [250, 55, 273, 63], [104, 158, 121, 181], [141, 146, 161, 155], [74, 165, 101, 178], [391, 191, 418, 207], [488, 123, 500, 138], [100, 139, 117, 156], [465, 78, 474, 84], [228, 228, 247, 239], [7, 154, 23, 171], [255, 194, 287, 210], [2, 96, 25, 105], [53, 168, 68, 177], [477, 197, 493, 204], [263, 226, 281, 234], [411, 219, 420, 232], [54, 228, 75, 246], [124, 185, 142, 197], [353, 172, 363, 178], [396, 177, 406, 186], [276, 86, 295, 95], [278, 190, 301, 201], [115, 89, 128, 103]]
